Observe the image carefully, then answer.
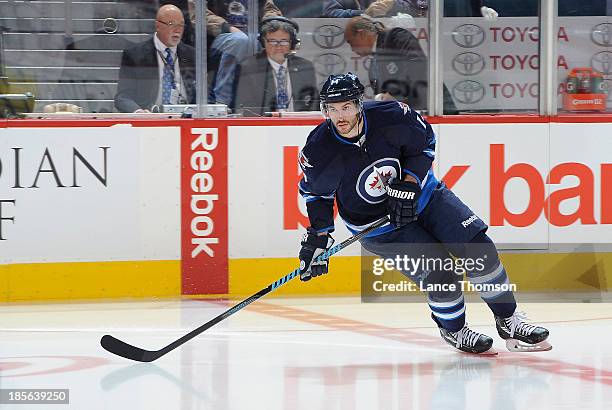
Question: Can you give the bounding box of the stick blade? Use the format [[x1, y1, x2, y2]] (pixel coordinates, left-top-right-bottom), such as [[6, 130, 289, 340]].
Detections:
[[100, 335, 158, 362]]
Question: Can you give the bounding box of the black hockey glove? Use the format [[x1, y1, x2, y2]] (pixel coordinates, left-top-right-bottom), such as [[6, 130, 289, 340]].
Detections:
[[386, 179, 421, 227], [299, 228, 335, 281]]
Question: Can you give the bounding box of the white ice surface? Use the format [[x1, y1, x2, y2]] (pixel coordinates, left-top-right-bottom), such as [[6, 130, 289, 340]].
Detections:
[[0, 297, 611, 409]]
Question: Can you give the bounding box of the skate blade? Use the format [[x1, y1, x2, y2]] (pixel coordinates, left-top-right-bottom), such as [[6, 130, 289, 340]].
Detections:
[[461, 347, 498, 356], [505, 339, 552, 352]]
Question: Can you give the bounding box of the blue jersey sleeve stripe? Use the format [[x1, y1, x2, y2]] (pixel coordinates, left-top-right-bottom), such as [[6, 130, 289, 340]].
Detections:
[[402, 169, 421, 185], [423, 149, 435, 159], [298, 180, 311, 193], [416, 170, 438, 213], [299, 180, 335, 201], [305, 195, 334, 202]]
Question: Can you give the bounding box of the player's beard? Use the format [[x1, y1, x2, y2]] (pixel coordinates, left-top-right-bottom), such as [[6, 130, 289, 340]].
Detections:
[[334, 114, 360, 137]]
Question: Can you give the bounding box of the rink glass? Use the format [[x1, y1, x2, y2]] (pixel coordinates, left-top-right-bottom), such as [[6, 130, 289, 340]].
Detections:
[[3, 0, 607, 116]]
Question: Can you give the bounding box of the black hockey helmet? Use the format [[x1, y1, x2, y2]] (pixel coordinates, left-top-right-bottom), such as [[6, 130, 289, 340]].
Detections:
[[319, 72, 365, 104]]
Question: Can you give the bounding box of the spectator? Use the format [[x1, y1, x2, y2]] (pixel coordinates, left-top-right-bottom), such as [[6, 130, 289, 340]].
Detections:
[[206, 0, 282, 108], [160, 0, 195, 45], [325, 0, 498, 19], [558, 0, 606, 16], [344, 15, 457, 113], [274, 0, 324, 17], [114, 4, 196, 112], [323, 0, 428, 18], [469, 0, 533, 17], [444, 0, 499, 19], [235, 17, 318, 115]]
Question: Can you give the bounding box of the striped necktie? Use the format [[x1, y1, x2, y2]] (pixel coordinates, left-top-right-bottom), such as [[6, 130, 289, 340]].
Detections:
[[276, 65, 289, 110], [162, 48, 175, 104]]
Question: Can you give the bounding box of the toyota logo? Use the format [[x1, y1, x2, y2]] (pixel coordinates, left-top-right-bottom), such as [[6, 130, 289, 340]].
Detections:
[[452, 52, 485, 76], [313, 25, 345, 49], [313, 53, 347, 77], [591, 51, 612, 75], [452, 24, 485, 48], [591, 23, 612, 47], [452, 80, 485, 104]]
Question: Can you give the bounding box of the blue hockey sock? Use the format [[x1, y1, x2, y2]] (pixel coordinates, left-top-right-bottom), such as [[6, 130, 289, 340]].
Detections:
[[429, 294, 466, 332], [452, 231, 517, 318]]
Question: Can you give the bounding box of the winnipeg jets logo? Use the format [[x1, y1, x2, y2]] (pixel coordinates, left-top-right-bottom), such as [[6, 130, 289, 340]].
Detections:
[[298, 150, 312, 170], [356, 158, 400, 204], [397, 101, 410, 115], [369, 166, 393, 192]]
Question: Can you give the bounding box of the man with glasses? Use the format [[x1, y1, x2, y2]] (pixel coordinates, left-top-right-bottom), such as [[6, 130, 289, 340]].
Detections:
[[114, 4, 196, 112], [206, 0, 283, 108], [234, 17, 318, 115]]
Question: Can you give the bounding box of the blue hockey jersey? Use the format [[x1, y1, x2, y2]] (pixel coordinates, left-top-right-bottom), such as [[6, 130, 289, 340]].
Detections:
[[298, 100, 439, 237]]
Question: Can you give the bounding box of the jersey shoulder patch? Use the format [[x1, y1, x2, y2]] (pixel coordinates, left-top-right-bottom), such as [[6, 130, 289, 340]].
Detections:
[[396, 101, 411, 115], [298, 149, 313, 171]]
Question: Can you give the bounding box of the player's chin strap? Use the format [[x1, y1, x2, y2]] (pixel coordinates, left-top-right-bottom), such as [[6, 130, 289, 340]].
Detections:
[[354, 111, 366, 147], [354, 98, 366, 144]]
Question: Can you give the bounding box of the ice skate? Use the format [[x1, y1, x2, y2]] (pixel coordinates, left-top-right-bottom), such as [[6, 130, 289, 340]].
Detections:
[[439, 323, 497, 355], [495, 311, 552, 352]]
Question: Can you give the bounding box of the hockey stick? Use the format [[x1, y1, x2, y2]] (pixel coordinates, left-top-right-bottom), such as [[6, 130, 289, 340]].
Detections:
[[100, 216, 390, 362]]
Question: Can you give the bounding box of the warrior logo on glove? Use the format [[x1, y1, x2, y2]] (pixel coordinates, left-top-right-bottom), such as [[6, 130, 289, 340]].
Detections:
[[386, 179, 421, 226], [386, 185, 416, 200]]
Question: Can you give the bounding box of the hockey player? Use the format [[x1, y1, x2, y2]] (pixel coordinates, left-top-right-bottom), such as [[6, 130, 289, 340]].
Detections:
[[297, 72, 551, 354]]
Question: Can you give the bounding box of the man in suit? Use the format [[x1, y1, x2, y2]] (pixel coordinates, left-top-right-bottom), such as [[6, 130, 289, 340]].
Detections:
[[235, 17, 318, 115], [206, 0, 282, 108], [444, 0, 499, 18], [114, 4, 196, 112], [274, 0, 323, 17], [324, 0, 498, 19], [323, 0, 426, 18], [344, 15, 458, 114]]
